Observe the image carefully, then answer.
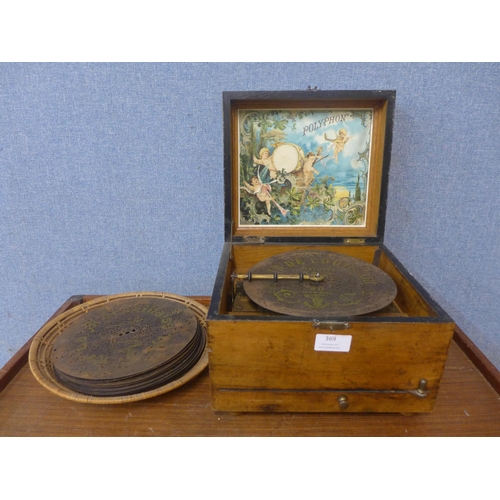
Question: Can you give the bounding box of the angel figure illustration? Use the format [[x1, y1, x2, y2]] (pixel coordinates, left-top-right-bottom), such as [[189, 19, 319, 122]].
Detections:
[[324, 128, 351, 164], [295, 151, 327, 189], [253, 147, 278, 183], [242, 173, 289, 218], [316, 146, 328, 169]]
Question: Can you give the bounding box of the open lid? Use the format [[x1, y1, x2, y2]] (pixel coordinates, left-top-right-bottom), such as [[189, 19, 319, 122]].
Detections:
[[223, 90, 396, 243]]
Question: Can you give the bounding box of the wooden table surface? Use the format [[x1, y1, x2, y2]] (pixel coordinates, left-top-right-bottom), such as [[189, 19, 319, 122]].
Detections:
[[1, 296, 500, 437]]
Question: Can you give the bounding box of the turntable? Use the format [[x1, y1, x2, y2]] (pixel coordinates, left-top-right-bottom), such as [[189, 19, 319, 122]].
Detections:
[[207, 90, 455, 413]]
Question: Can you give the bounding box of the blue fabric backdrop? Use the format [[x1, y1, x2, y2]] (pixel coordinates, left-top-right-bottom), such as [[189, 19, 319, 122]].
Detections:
[[1, 62, 499, 370]]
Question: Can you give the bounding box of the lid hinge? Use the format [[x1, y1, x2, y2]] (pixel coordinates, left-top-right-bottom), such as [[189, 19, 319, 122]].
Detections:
[[242, 236, 266, 244], [343, 238, 366, 244]]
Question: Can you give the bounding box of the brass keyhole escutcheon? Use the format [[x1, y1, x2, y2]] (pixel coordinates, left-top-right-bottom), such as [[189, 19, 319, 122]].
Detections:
[[338, 395, 349, 410]]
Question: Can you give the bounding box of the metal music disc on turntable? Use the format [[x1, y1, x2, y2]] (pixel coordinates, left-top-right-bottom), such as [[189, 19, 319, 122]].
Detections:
[[243, 250, 398, 317]]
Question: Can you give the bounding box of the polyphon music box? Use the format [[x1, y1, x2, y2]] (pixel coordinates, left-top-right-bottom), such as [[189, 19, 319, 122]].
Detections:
[[207, 90, 455, 413]]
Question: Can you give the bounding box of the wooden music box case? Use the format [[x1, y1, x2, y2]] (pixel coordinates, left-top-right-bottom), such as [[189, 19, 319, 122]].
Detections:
[[207, 90, 454, 413]]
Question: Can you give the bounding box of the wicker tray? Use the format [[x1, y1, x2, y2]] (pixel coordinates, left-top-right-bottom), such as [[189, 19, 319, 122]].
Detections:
[[28, 292, 209, 404]]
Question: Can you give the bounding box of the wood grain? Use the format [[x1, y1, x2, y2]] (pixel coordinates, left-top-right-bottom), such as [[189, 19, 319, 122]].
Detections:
[[0, 296, 85, 393], [1, 341, 499, 436], [208, 319, 454, 412], [209, 244, 455, 412], [453, 325, 500, 395], [378, 251, 437, 317], [1, 295, 499, 436], [232, 244, 378, 271]]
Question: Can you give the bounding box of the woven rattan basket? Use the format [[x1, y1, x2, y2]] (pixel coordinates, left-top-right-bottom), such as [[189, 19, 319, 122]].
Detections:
[[28, 292, 209, 404]]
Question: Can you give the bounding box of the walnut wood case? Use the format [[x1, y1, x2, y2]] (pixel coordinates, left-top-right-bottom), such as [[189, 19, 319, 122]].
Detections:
[[207, 91, 454, 413]]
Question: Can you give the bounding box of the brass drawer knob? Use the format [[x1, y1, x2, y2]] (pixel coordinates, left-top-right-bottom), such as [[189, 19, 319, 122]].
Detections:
[[338, 395, 349, 410]]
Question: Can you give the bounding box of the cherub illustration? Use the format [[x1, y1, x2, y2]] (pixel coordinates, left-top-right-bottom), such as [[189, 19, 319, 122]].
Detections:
[[242, 173, 289, 217], [295, 152, 326, 189], [253, 148, 278, 183], [315, 145, 327, 169], [324, 128, 351, 163]]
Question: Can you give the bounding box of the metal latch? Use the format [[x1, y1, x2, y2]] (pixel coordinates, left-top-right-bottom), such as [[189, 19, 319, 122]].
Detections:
[[312, 320, 351, 331]]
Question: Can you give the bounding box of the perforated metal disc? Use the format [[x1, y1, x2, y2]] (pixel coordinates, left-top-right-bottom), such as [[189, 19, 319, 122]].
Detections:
[[29, 292, 209, 404], [49, 296, 207, 396], [243, 250, 397, 317], [52, 297, 199, 381]]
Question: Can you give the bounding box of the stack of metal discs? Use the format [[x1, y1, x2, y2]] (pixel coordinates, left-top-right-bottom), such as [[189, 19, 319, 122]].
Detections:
[[50, 296, 205, 397]]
